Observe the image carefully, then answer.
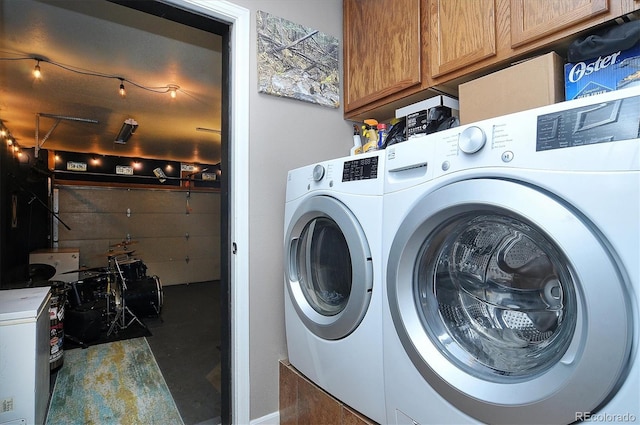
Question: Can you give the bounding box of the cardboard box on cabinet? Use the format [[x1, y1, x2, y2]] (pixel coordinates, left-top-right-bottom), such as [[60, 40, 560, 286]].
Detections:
[[459, 52, 565, 124]]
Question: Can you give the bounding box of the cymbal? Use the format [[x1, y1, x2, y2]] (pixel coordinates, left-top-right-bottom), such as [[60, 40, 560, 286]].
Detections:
[[118, 258, 142, 265], [109, 240, 139, 248], [61, 266, 107, 274], [103, 250, 135, 257], [78, 270, 111, 279]]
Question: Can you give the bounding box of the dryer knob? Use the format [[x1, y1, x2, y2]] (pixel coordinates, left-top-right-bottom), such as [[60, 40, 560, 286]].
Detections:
[[312, 164, 325, 181], [458, 126, 486, 154]]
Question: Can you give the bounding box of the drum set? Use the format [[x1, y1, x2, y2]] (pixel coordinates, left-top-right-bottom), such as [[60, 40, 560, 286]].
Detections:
[[63, 240, 163, 346]]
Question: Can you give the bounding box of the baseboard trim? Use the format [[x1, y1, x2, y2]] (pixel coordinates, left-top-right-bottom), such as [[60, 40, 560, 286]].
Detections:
[[250, 411, 279, 425]]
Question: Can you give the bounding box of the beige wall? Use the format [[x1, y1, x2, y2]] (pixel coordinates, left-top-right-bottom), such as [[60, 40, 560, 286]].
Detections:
[[229, 0, 350, 420]]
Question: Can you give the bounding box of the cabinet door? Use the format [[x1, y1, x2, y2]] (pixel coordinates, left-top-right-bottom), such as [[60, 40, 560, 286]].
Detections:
[[429, 0, 497, 78], [510, 0, 609, 47], [343, 0, 422, 112]]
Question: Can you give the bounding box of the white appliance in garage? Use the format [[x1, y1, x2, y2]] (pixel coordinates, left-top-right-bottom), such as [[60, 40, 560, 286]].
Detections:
[[284, 151, 386, 423], [382, 86, 640, 424], [0, 287, 51, 425]]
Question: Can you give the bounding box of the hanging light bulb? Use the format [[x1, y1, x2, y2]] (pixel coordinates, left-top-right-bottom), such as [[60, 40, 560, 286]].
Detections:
[[0, 128, 6, 137], [168, 85, 179, 99], [119, 79, 126, 97], [33, 60, 42, 79]]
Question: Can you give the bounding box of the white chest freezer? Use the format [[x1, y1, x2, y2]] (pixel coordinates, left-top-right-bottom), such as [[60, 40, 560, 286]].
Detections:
[[0, 287, 51, 425]]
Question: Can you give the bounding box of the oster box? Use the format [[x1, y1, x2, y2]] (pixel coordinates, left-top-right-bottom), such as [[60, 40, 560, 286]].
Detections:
[[565, 43, 640, 99]]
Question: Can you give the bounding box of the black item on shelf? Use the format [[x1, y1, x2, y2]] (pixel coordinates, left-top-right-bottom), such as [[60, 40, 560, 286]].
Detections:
[[383, 117, 406, 148], [567, 20, 640, 62], [437, 116, 460, 132], [426, 105, 453, 134]]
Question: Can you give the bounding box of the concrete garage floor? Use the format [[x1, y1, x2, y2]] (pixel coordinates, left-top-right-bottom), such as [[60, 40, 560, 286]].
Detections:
[[146, 280, 222, 425]]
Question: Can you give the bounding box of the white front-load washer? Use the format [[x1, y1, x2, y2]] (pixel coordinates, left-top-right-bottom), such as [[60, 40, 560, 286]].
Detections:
[[382, 86, 640, 424], [284, 150, 385, 423]]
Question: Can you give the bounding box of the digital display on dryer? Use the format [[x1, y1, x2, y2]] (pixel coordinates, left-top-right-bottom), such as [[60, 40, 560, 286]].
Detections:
[[342, 156, 379, 181], [536, 95, 640, 151]]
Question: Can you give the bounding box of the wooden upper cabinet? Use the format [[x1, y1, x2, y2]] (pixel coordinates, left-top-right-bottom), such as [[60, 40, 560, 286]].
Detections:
[[429, 0, 497, 78], [510, 0, 610, 47], [343, 0, 423, 113], [343, 0, 632, 120]]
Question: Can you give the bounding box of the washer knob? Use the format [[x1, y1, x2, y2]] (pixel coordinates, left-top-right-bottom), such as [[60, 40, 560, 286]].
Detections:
[[458, 126, 486, 154], [312, 164, 325, 181]]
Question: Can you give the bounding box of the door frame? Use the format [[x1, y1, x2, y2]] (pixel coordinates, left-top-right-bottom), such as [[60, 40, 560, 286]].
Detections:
[[165, 1, 250, 423]]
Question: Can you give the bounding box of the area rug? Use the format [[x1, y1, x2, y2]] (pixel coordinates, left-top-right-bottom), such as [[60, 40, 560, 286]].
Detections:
[[46, 337, 183, 425]]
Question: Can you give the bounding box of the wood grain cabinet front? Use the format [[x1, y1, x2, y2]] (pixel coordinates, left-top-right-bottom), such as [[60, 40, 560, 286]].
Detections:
[[429, 0, 498, 78], [343, 0, 637, 121], [343, 0, 424, 115]]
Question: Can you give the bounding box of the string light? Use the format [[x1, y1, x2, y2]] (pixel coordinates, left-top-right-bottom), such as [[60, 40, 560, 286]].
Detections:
[[0, 121, 22, 157], [168, 84, 179, 99], [119, 79, 126, 97], [33, 60, 41, 79], [0, 55, 185, 99]]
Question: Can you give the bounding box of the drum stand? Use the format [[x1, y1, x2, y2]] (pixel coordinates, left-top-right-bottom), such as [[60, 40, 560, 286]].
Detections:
[[106, 255, 148, 336]]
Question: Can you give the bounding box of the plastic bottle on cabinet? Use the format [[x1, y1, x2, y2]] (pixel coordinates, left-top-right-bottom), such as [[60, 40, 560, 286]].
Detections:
[[350, 124, 363, 155], [363, 119, 379, 152], [377, 123, 388, 149]]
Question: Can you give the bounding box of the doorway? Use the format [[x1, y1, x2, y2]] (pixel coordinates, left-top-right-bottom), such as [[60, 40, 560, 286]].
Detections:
[[0, 0, 250, 421], [144, 0, 250, 424], [105, 1, 251, 423]]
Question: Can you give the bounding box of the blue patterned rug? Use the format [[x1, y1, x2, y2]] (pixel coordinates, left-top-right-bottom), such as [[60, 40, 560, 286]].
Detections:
[[46, 337, 183, 425]]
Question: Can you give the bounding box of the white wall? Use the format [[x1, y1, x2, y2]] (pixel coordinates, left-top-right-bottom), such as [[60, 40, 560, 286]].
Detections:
[[229, 0, 350, 419]]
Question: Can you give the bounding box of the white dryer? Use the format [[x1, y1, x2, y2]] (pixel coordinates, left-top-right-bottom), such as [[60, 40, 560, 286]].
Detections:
[[382, 86, 640, 424], [284, 150, 385, 423]]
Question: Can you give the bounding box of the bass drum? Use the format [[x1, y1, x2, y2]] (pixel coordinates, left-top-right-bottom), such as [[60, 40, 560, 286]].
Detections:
[[125, 275, 163, 317]]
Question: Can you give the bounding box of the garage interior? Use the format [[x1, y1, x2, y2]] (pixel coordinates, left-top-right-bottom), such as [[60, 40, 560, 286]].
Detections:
[[1, 1, 228, 423]]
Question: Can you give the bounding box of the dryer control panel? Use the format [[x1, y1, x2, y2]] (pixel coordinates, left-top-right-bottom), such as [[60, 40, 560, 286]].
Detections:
[[536, 95, 640, 151], [342, 155, 379, 181]]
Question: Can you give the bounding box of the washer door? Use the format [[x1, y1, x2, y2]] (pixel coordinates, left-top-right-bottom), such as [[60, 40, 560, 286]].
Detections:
[[286, 195, 373, 340], [387, 179, 632, 424]]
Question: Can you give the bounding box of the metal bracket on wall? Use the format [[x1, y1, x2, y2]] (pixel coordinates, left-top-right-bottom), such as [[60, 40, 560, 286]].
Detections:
[[35, 113, 98, 158]]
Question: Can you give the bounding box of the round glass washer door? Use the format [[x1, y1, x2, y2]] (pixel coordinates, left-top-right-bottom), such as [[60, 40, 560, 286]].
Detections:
[[387, 179, 632, 424], [285, 195, 373, 340]]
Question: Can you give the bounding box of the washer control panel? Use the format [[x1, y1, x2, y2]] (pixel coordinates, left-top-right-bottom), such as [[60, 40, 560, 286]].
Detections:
[[312, 164, 325, 181], [458, 126, 486, 154], [536, 95, 640, 151]]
